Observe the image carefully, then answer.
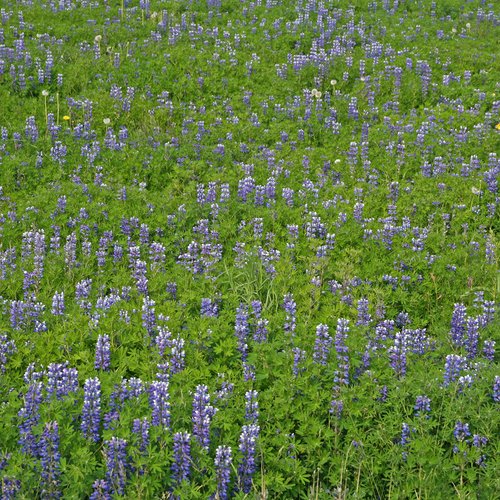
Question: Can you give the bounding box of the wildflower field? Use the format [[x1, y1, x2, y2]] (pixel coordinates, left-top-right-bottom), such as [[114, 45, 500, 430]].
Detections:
[[0, 0, 499, 497]]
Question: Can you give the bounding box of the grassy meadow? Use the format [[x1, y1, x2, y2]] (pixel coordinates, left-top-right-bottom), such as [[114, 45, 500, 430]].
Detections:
[[0, 0, 499, 498]]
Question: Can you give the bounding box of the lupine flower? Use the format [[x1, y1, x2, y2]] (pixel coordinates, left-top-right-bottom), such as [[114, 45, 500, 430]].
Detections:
[[238, 424, 259, 494], [149, 381, 170, 429], [465, 316, 479, 359], [400, 422, 413, 460], [283, 294, 297, 337], [51, 291, 65, 316], [292, 347, 306, 376], [244, 390, 259, 424], [330, 399, 344, 419], [171, 432, 191, 485], [89, 480, 110, 500], [201, 297, 219, 317], [472, 434, 488, 466], [443, 354, 467, 386], [482, 340, 495, 361], [104, 438, 128, 496], [0, 334, 16, 373], [141, 296, 156, 338], [356, 298, 371, 326], [334, 318, 350, 389], [414, 395, 431, 418], [388, 332, 407, 378], [492, 376, 499, 402], [170, 337, 185, 374], [132, 418, 150, 454], [1, 477, 21, 499], [214, 445, 232, 500], [453, 421, 471, 454], [192, 384, 216, 450], [46, 362, 78, 400], [81, 378, 101, 442], [40, 421, 61, 499], [235, 304, 250, 361], [95, 335, 111, 371], [313, 324, 332, 365]]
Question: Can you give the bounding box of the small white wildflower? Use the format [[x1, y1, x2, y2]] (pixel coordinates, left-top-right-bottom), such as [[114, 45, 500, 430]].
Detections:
[[471, 187, 481, 195], [103, 118, 111, 125], [41, 90, 49, 96], [94, 35, 102, 43], [330, 79, 337, 86]]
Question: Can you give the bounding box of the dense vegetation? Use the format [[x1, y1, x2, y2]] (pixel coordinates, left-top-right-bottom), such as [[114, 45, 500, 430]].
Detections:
[[0, 0, 499, 498]]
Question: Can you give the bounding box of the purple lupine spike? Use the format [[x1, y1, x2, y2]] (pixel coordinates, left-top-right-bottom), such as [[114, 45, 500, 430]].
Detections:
[[51, 292, 65, 316], [492, 376, 500, 402], [356, 298, 371, 326], [141, 296, 156, 338], [414, 395, 431, 418], [400, 422, 412, 460], [0, 334, 16, 373], [104, 437, 128, 496], [443, 354, 467, 386], [81, 378, 101, 442], [1, 477, 21, 499], [283, 294, 297, 337], [201, 298, 219, 318], [242, 362, 256, 382], [292, 347, 306, 377], [149, 381, 170, 429], [313, 324, 332, 365], [89, 479, 110, 500], [40, 421, 61, 499], [171, 432, 191, 485], [453, 421, 471, 453], [46, 362, 78, 400], [330, 399, 344, 419], [214, 445, 232, 500], [482, 340, 495, 361], [95, 335, 110, 371], [132, 418, 150, 454], [235, 304, 250, 361], [465, 316, 479, 359], [334, 318, 350, 389], [388, 331, 407, 378], [253, 318, 269, 343], [156, 326, 172, 357], [244, 390, 259, 424], [170, 337, 185, 374], [192, 384, 216, 450], [238, 424, 259, 494], [18, 381, 43, 456], [450, 303, 467, 347]]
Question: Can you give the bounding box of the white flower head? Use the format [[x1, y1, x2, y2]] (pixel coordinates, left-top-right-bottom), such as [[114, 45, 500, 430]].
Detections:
[[41, 90, 49, 97], [94, 35, 102, 43], [103, 118, 111, 125], [330, 79, 337, 86]]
